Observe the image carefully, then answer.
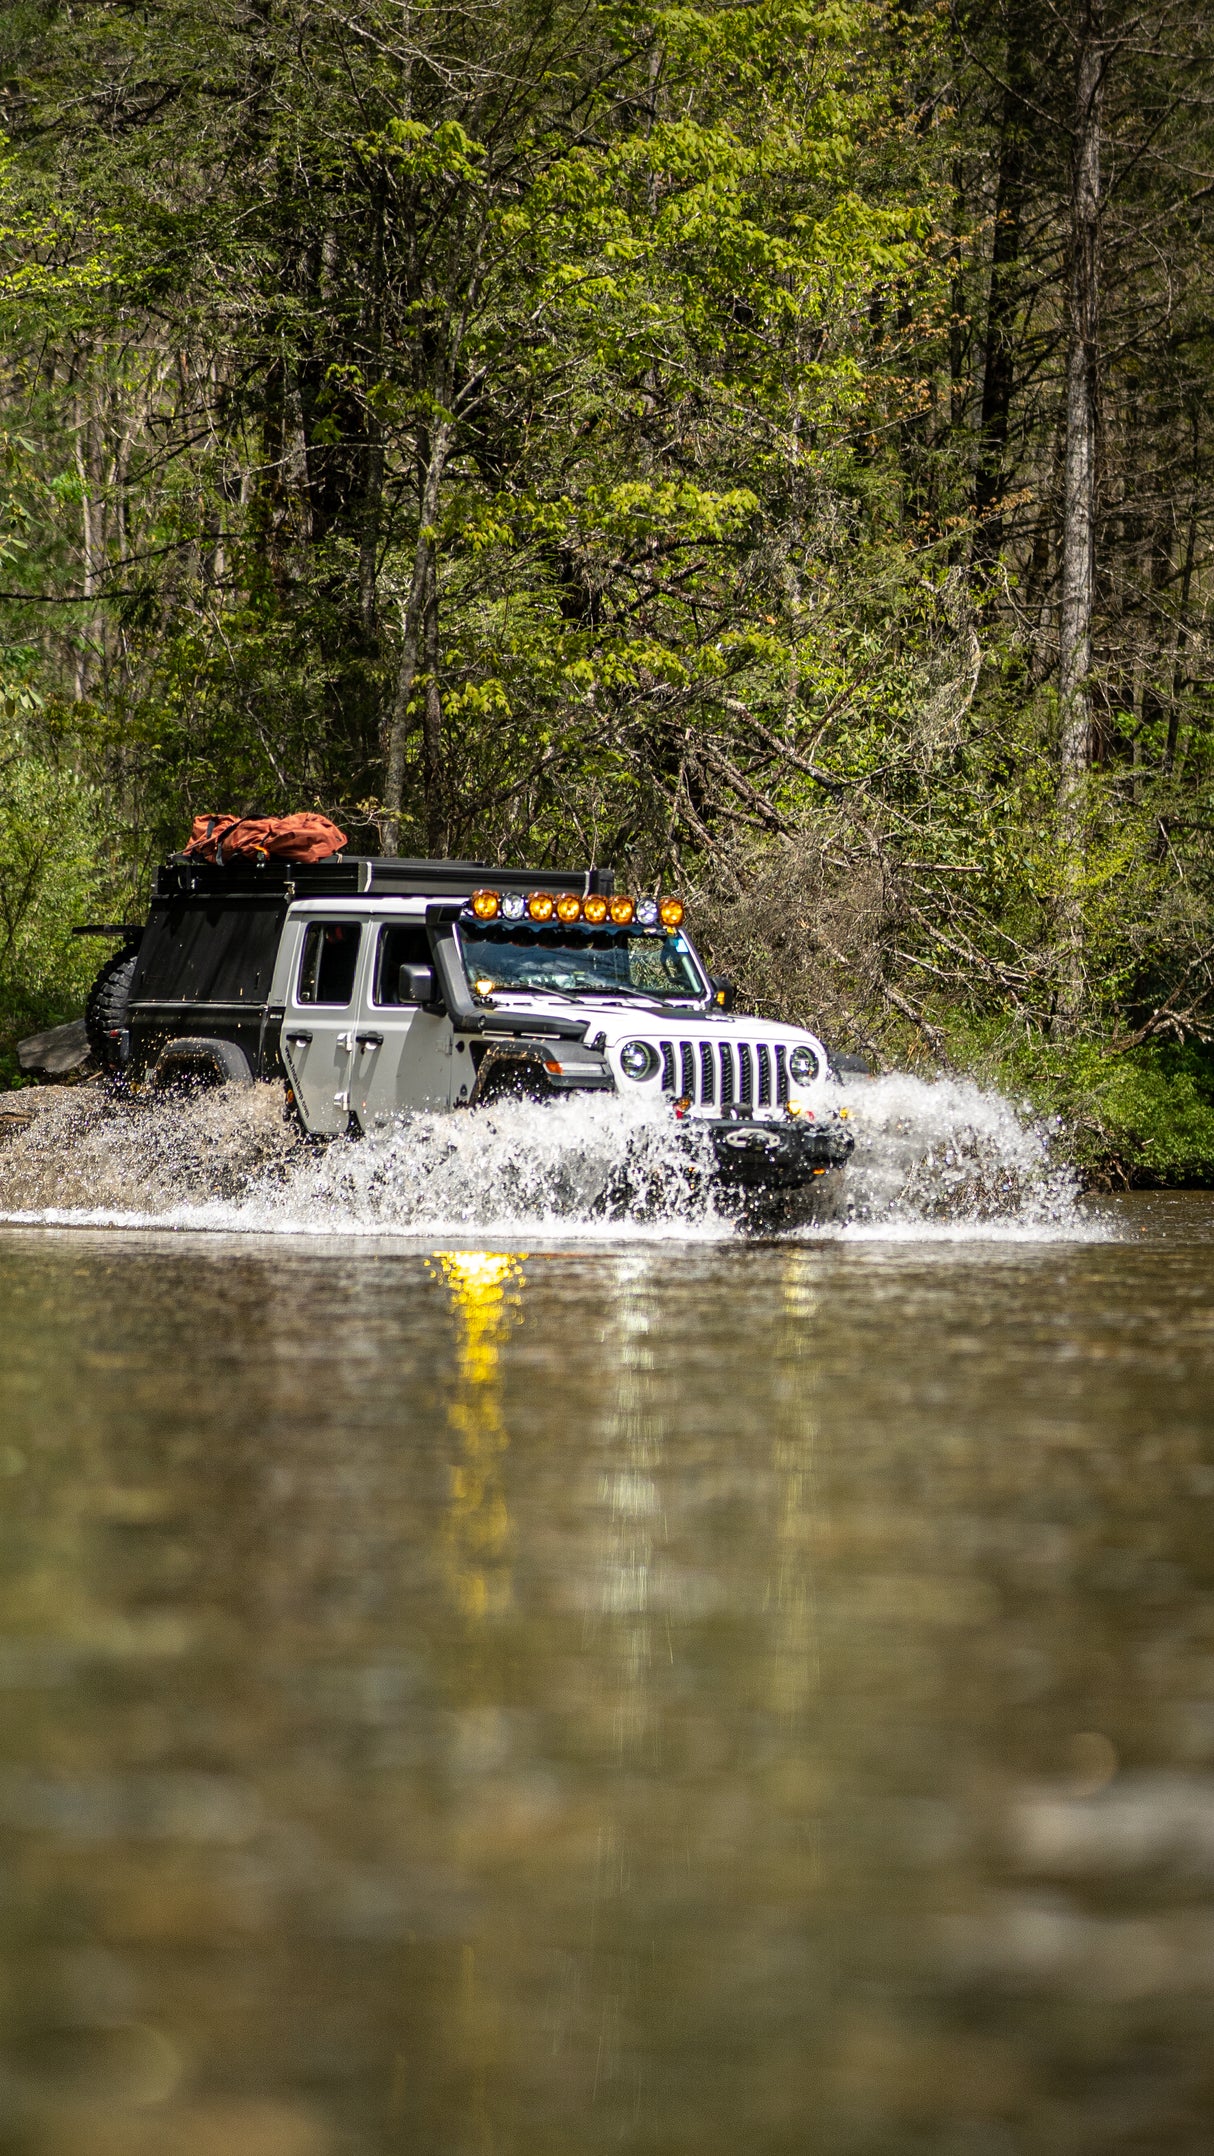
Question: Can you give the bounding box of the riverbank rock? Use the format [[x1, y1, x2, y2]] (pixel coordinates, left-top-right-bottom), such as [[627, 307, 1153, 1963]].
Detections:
[[16, 1018, 93, 1078]]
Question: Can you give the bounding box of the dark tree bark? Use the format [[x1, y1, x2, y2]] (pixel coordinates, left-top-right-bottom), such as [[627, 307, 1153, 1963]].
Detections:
[[381, 419, 451, 855], [972, 24, 1032, 568], [1056, 0, 1106, 1032]]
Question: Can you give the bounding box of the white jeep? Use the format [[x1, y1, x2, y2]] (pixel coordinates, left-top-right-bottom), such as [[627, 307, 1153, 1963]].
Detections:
[[81, 853, 853, 1221]]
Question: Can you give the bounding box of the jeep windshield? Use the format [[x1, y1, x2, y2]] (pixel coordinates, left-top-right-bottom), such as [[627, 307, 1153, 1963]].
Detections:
[[459, 924, 708, 1001]]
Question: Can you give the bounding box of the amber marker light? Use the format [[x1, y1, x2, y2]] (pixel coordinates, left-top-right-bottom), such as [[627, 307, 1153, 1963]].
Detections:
[[609, 896, 635, 925], [582, 894, 609, 924], [556, 894, 582, 923], [658, 897, 684, 928], [471, 889, 500, 920], [528, 891, 556, 922]]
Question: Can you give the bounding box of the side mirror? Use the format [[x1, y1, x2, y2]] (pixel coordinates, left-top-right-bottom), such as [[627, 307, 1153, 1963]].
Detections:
[[398, 963, 436, 1005], [709, 973, 735, 1012]]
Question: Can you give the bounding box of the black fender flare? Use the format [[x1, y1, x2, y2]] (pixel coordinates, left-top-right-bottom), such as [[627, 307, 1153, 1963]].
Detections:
[[470, 1037, 614, 1105], [150, 1037, 255, 1091], [470, 1043, 559, 1105]]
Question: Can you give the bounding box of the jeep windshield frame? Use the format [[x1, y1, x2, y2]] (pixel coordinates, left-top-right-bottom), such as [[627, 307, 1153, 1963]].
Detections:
[[457, 922, 710, 1003]]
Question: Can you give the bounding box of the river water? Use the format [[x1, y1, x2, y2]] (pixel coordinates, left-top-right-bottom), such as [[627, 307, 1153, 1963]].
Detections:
[[1, 1082, 1213, 2154]]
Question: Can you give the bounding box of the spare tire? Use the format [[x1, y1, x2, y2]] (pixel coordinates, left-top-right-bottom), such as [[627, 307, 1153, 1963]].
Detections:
[[84, 947, 139, 1077]]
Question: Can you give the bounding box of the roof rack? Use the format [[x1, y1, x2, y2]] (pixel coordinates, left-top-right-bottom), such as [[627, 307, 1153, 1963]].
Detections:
[[155, 856, 616, 901]]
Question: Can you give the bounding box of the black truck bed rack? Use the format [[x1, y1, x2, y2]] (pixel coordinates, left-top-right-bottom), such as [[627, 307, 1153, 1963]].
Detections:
[[155, 856, 615, 900]]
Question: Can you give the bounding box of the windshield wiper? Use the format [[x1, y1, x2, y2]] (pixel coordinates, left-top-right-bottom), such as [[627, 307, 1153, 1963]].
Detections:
[[473, 981, 581, 998]]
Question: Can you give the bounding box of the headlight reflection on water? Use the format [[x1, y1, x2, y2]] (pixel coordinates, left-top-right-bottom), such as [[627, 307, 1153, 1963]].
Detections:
[[433, 1251, 527, 1622]]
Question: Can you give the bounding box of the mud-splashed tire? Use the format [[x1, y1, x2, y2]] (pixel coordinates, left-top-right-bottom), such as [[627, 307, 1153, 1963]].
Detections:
[[84, 949, 139, 1081], [474, 1064, 557, 1107]]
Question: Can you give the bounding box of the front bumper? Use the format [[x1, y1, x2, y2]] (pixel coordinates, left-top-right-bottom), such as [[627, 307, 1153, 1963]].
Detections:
[[705, 1114, 853, 1188]]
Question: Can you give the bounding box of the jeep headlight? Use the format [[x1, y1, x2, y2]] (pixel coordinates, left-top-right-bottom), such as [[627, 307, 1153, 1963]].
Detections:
[[788, 1044, 819, 1086], [619, 1040, 659, 1081]]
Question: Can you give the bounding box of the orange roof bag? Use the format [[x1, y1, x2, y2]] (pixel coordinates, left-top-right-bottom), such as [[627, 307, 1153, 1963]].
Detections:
[[184, 814, 348, 865]]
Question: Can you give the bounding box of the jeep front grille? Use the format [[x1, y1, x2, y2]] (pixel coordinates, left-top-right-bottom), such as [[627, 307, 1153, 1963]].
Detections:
[[657, 1038, 789, 1110]]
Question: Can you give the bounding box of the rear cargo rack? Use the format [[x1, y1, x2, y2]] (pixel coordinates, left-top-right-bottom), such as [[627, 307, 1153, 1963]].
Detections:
[[155, 856, 615, 900]]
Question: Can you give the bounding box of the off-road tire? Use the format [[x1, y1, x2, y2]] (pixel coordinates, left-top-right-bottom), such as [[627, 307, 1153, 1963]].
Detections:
[[84, 948, 139, 1077], [474, 1062, 557, 1107]]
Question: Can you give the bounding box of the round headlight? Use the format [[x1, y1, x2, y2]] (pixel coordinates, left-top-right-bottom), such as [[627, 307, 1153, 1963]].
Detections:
[[788, 1044, 818, 1086], [658, 897, 684, 928], [609, 895, 635, 925], [582, 894, 608, 924], [619, 1040, 659, 1081], [501, 891, 526, 920], [556, 894, 582, 923], [471, 888, 499, 920], [528, 892, 555, 922], [635, 897, 659, 926]]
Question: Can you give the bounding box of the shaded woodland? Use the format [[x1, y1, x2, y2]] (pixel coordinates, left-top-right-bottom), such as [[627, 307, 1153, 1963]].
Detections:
[[1, 0, 1213, 1170]]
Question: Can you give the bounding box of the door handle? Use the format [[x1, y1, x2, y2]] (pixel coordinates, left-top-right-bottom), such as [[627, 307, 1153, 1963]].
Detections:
[[356, 1032, 384, 1050], [285, 1030, 312, 1046]]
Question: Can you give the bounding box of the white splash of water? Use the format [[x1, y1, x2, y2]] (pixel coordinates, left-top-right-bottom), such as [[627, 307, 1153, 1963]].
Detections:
[[842, 1072, 1079, 1231], [0, 1071, 1085, 1243]]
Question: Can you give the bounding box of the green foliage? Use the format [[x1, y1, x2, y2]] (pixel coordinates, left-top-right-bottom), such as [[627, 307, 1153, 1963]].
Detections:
[[989, 1039, 1214, 1189], [0, 719, 112, 1081]]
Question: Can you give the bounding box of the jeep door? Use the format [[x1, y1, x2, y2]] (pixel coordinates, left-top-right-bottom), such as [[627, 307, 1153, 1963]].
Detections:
[[282, 917, 366, 1134], [352, 921, 454, 1129]]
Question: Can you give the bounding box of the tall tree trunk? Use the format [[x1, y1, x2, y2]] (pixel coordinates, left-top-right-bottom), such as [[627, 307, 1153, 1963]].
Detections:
[[357, 195, 385, 640], [1165, 461, 1200, 773], [422, 555, 445, 856], [973, 27, 1030, 570], [72, 384, 102, 702], [1055, 0, 1105, 1034], [381, 420, 452, 854]]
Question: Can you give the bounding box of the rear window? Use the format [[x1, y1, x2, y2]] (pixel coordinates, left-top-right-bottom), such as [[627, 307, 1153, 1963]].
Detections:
[[297, 922, 362, 1005]]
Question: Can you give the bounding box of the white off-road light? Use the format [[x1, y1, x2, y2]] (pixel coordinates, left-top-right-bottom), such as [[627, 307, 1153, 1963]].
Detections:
[[619, 1040, 659, 1081], [501, 891, 526, 920], [788, 1044, 818, 1086], [635, 898, 659, 926]]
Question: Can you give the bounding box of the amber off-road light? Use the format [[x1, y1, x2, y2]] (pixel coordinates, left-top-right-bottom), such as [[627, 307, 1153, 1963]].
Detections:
[[658, 897, 684, 929], [582, 894, 609, 924], [608, 896, 635, 925], [556, 894, 582, 923], [528, 891, 555, 922], [471, 889, 499, 920]]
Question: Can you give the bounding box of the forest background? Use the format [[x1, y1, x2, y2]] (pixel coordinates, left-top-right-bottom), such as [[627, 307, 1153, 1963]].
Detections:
[[1, 0, 1212, 1178]]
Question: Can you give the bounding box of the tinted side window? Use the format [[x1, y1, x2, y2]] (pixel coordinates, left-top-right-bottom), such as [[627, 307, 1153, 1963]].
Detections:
[[374, 925, 433, 1004], [297, 922, 362, 1005]]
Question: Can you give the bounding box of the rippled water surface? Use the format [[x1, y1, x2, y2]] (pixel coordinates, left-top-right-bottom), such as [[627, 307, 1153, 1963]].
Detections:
[[2, 1097, 1214, 2152]]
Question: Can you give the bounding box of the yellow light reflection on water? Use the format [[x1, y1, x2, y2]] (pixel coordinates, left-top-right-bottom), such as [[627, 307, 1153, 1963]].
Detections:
[[433, 1251, 527, 1620]]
